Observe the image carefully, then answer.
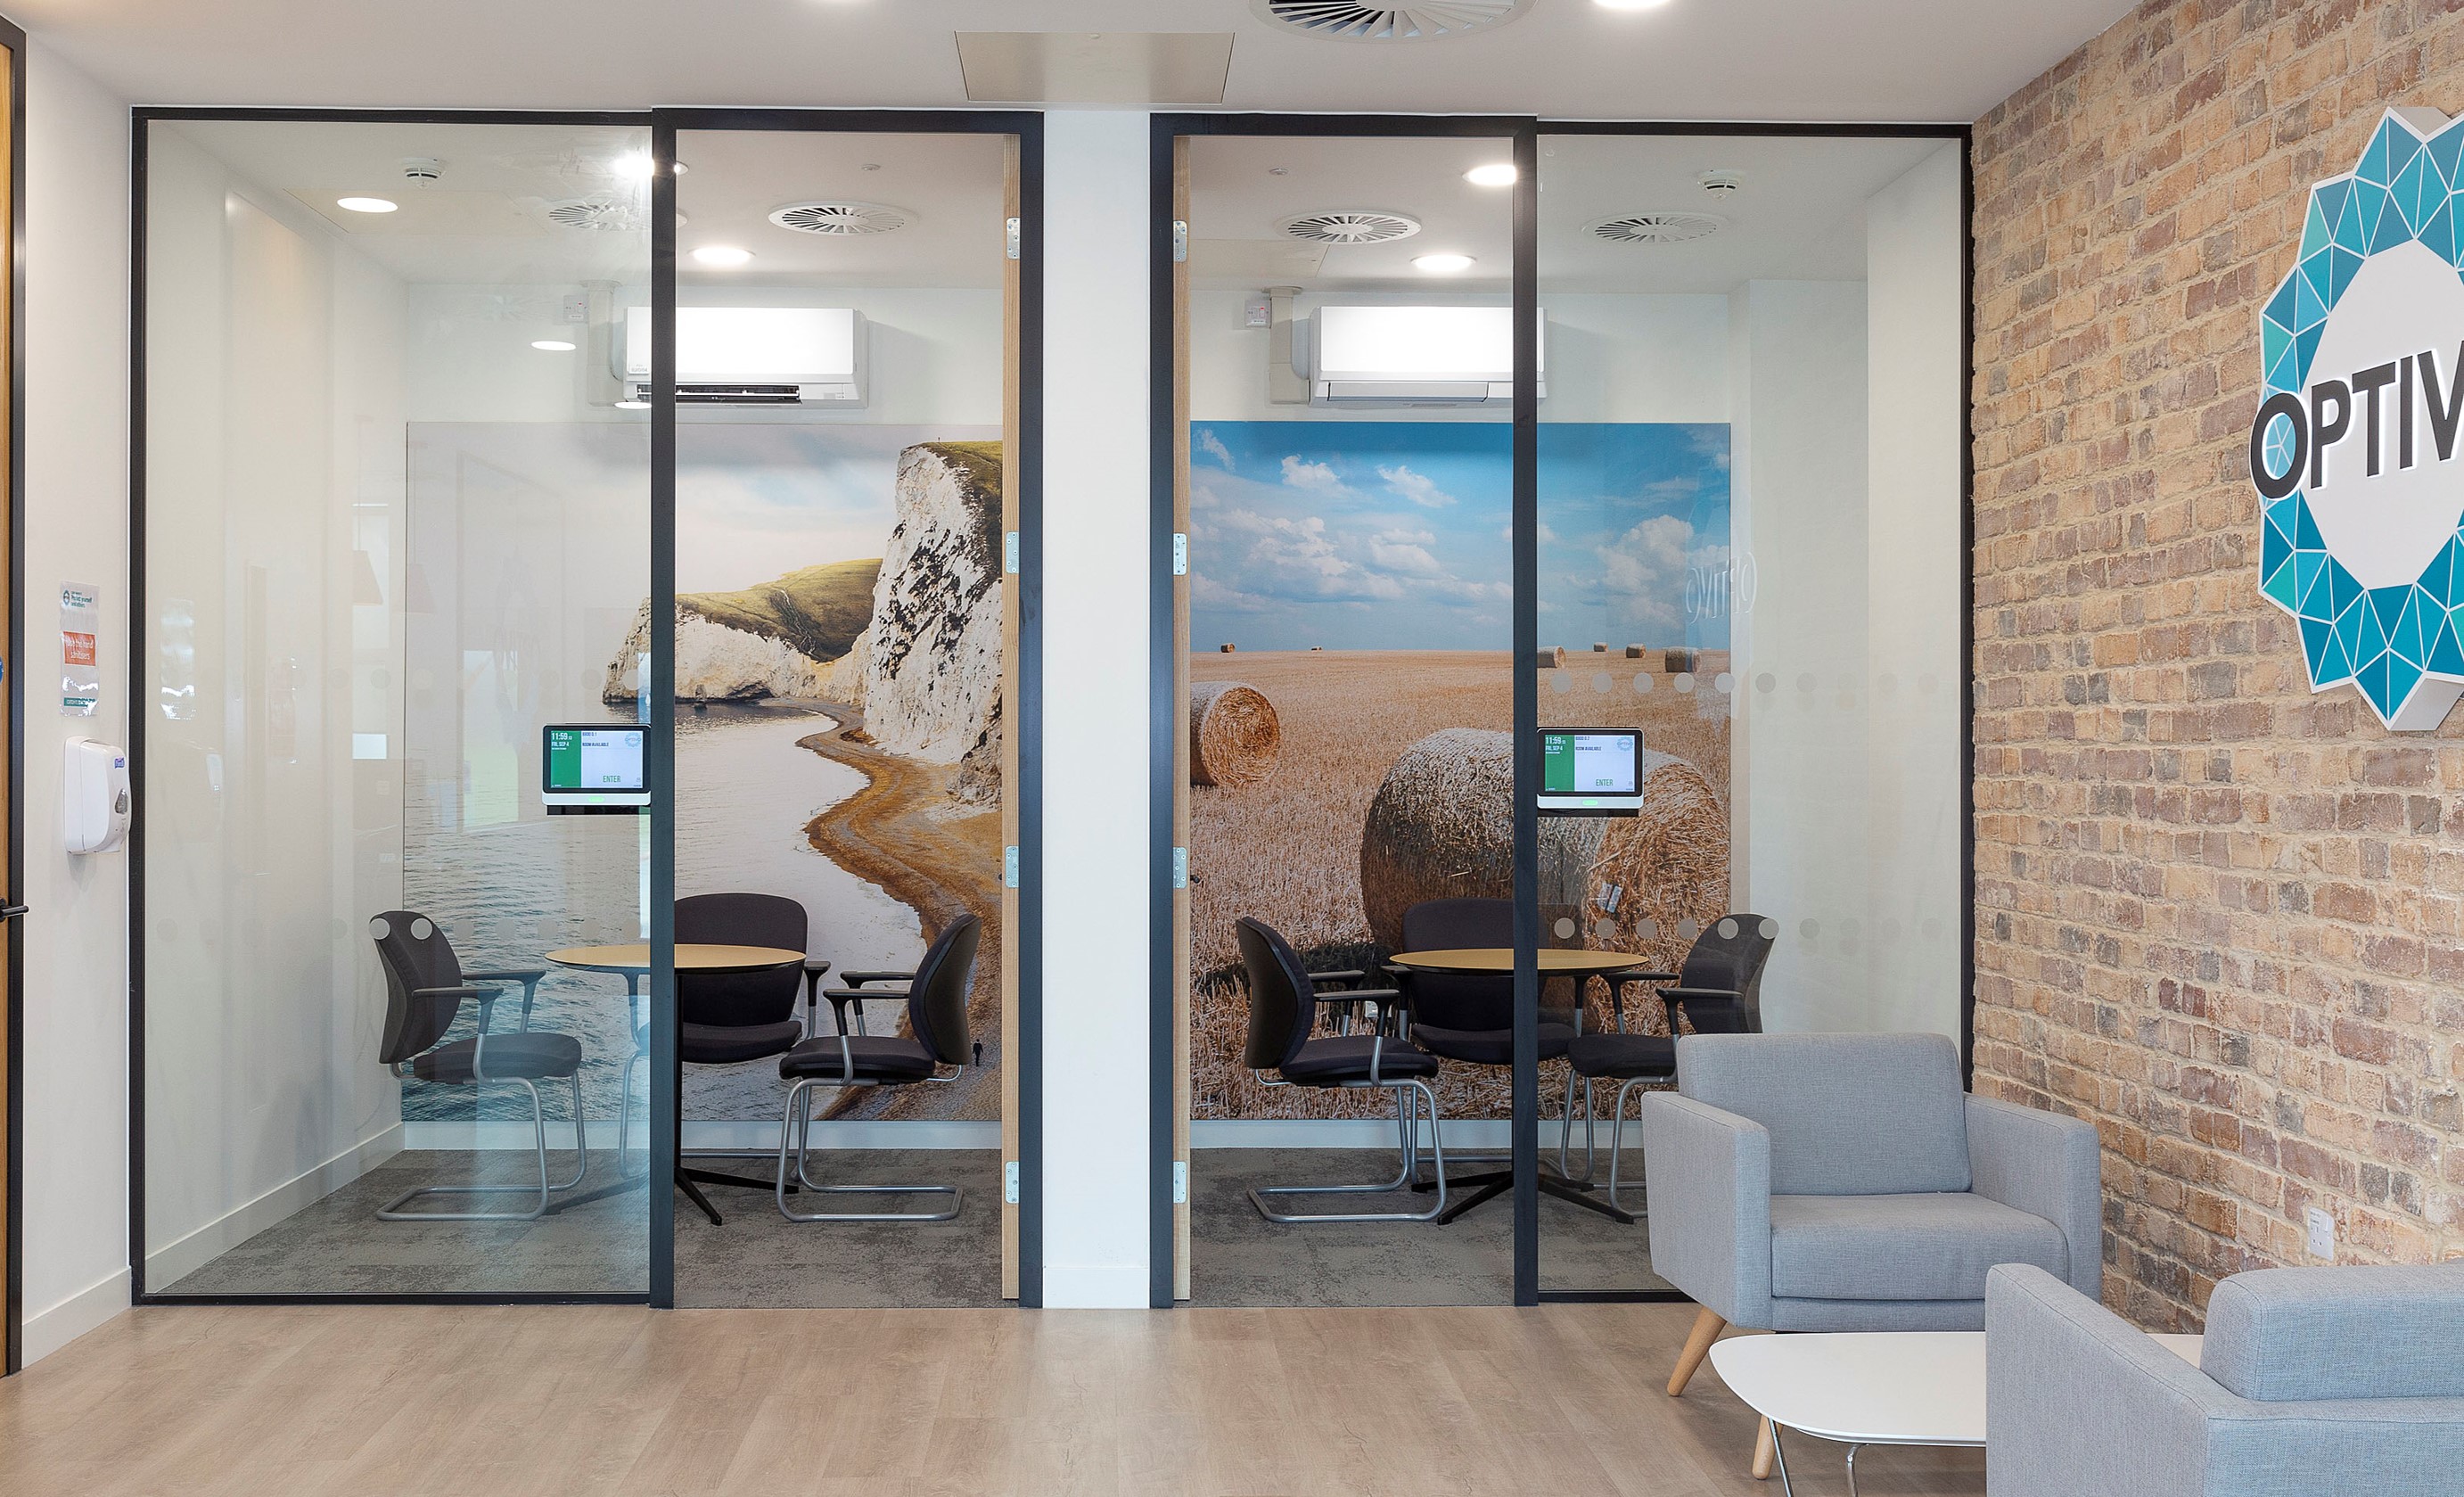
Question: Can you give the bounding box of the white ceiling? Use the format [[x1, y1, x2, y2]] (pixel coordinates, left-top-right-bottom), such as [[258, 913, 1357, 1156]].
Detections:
[[1191, 132, 1945, 293], [165, 119, 1009, 287], [21, 0, 2133, 123]]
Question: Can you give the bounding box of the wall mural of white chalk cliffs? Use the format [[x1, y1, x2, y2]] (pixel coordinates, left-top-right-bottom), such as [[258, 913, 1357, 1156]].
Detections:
[[398, 424, 1002, 1125]]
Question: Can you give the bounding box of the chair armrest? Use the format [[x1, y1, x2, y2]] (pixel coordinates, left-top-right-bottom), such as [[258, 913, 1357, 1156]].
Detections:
[[413, 984, 489, 999], [1967, 1095, 2102, 1300], [1985, 1264, 2220, 1497], [2203, 1263, 2464, 1402], [838, 969, 913, 987], [464, 967, 547, 983], [1640, 1092, 1771, 1327], [823, 985, 905, 999], [1307, 967, 1367, 987], [1311, 987, 1399, 1003]]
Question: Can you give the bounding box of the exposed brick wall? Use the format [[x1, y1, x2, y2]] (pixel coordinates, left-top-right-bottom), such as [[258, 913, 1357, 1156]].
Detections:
[[1971, 0, 2464, 1329]]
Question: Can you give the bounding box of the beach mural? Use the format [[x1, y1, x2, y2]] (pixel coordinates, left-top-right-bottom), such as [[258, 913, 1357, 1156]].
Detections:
[[1187, 420, 1735, 1122], [398, 423, 1001, 1124]]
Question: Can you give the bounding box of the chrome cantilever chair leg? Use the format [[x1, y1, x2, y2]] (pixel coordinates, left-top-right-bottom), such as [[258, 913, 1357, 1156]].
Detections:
[[1248, 1077, 1450, 1222], [772, 1078, 962, 1221], [380, 1073, 588, 1221], [614, 1047, 649, 1177], [1604, 1075, 1650, 1216]]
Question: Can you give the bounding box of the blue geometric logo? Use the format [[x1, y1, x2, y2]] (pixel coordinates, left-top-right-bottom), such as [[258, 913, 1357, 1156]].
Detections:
[[2255, 107, 2464, 730]]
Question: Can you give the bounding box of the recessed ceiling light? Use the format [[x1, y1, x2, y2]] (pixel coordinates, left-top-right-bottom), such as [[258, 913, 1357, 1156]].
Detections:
[[1594, 0, 1671, 9], [613, 152, 654, 179], [615, 399, 651, 410], [1413, 252, 1474, 274], [1465, 163, 1518, 187], [531, 339, 577, 352], [691, 245, 752, 267], [336, 196, 398, 213]]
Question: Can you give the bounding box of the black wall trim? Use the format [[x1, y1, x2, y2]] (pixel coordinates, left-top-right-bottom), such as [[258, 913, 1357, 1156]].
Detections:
[[1146, 115, 1976, 1310], [3, 11, 27, 1378], [123, 104, 1047, 1312]]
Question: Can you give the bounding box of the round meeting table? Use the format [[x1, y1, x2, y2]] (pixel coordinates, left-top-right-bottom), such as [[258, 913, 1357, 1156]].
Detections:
[[543, 942, 809, 1224], [1385, 946, 1677, 1225]]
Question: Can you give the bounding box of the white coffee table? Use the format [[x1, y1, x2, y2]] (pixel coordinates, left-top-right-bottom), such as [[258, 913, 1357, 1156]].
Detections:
[[1707, 1329, 2203, 1495]]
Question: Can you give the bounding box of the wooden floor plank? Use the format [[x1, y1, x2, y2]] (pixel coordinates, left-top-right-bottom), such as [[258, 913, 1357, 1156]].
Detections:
[[0, 1304, 1984, 1497]]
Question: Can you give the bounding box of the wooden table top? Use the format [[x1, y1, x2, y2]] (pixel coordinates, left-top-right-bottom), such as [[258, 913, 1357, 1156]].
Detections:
[[545, 942, 808, 974], [1388, 948, 1674, 977]]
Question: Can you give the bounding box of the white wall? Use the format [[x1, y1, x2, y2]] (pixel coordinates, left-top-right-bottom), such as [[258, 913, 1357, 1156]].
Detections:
[[1729, 278, 1872, 1029], [1862, 143, 1966, 1034], [136, 123, 412, 1289], [1039, 109, 1149, 1308], [19, 41, 135, 1366]]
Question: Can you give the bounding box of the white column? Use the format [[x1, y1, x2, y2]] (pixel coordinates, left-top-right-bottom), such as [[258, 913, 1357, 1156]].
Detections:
[[1038, 109, 1151, 1307]]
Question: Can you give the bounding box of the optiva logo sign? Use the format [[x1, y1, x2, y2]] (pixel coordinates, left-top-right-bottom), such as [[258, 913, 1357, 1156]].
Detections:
[[2254, 107, 2464, 729]]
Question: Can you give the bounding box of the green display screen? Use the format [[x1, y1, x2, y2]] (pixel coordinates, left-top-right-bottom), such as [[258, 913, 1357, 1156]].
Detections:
[[544, 727, 645, 793], [1541, 731, 1639, 795]]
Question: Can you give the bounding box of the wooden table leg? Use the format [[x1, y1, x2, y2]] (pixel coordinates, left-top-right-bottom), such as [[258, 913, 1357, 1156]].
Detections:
[[1668, 1305, 1727, 1396], [1752, 1418, 1775, 1480]]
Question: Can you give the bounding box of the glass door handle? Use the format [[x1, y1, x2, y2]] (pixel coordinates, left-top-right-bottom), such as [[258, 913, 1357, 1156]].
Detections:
[[0, 904, 29, 919]]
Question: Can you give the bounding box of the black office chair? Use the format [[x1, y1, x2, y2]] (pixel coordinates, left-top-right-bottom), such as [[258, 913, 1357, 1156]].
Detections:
[[1565, 912, 1778, 1211], [1237, 915, 1450, 1222], [772, 913, 981, 1221], [369, 910, 583, 1221], [625, 892, 834, 1222], [1390, 896, 1607, 1221]]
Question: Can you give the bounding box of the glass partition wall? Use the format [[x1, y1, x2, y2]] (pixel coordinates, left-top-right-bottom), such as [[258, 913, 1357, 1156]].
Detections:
[[1528, 129, 1969, 1295], [1156, 120, 1969, 1307], [138, 116, 657, 1295], [135, 109, 1041, 1307]]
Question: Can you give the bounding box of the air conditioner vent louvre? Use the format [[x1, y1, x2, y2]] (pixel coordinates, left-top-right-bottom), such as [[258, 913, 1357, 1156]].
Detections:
[[1586, 210, 1728, 246], [1250, 0, 1529, 42], [546, 197, 645, 232], [768, 201, 910, 235], [1280, 210, 1423, 245]]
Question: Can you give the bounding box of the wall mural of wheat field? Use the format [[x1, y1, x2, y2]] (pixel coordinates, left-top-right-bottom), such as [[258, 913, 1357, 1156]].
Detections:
[[1188, 420, 1735, 1122]]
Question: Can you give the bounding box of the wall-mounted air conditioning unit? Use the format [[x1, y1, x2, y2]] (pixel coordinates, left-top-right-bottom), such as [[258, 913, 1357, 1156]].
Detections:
[[618, 306, 867, 407], [1307, 304, 1544, 406]]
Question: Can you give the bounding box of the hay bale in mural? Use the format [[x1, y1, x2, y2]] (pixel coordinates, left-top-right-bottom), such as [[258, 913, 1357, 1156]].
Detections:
[[1359, 728, 1622, 951], [1586, 758, 1731, 980], [1189, 680, 1281, 788]]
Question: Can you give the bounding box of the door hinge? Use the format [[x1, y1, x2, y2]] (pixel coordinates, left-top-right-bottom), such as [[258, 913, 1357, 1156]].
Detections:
[[1006, 218, 1021, 260], [1005, 530, 1020, 575], [1004, 1160, 1021, 1204], [1171, 532, 1187, 576], [1004, 846, 1021, 888], [1172, 219, 1188, 263], [1172, 1160, 1188, 1205], [1171, 847, 1188, 889]]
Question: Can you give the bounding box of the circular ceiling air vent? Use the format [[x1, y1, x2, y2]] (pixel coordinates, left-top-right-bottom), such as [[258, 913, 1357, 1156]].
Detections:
[[1251, 0, 1530, 41], [1280, 210, 1423, 245], [768, 201, 909, 235], [1587, 210, 1728, 246], [545, 197, 645, 232]]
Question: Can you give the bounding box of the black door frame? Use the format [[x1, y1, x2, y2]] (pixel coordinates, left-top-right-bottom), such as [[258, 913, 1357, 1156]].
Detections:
[[1, 9, 27, 1374], [1147, 115, 1975, 1310], [123, 104, 1046, 1311]]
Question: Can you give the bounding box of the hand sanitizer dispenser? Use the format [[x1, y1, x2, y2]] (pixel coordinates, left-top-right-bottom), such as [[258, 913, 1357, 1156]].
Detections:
[[66, 737, 130, 854]]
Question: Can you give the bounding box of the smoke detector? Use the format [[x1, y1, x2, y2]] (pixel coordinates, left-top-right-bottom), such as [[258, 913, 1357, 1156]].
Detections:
[[1250, 1, 1531, 42], [1280, 210, 1422, 245], [1586, 210, 1727, 246], [399, 156, 442, 186], [1698, 169, 1742, 197], [545, 197, 646, 232], [767, 201, 910, 235]]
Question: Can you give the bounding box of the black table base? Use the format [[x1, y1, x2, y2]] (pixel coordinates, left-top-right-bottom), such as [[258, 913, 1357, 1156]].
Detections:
[[1413, 1165, 1637, 1226]]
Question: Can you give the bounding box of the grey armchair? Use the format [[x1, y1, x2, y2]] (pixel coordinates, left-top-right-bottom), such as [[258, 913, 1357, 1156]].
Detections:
[[1645, 1032, 2101, 1401], [1986, 1261, 2464, 1496]]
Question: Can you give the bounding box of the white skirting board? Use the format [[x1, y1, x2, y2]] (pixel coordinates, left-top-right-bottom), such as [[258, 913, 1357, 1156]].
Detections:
[[21, 1267, 132, 1368], [142, 1123, 407, 1290], [399, 1120, 1002, 1151], [1190, 1118, 1645, 1150]]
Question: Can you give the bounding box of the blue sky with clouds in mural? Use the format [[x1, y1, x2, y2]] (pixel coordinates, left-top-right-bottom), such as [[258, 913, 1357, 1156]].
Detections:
[[1189, 420, 1730, 653]]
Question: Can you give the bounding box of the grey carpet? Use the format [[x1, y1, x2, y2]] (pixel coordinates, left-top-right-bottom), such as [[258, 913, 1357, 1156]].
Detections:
[[1189, 1149, 1672, 1306], [154, 1147, 1664, 1307]]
